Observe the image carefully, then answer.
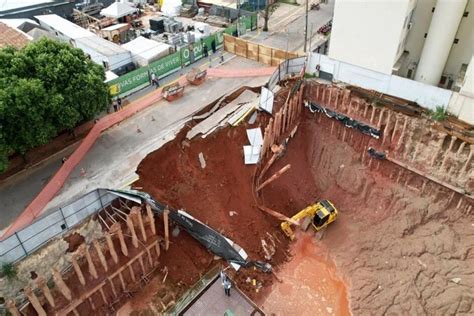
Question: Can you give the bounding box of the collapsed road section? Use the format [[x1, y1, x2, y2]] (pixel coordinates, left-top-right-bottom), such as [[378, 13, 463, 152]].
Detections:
[[135, 79, 473, 314], [2, 76, 472, 315]]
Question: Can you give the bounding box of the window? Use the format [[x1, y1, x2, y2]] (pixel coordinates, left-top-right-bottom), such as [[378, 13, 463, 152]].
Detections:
[[424, 33, 428, 38], [454, 38, 459, 44], [439, 76, 447, 85], [432, 7, 435, 12], [447, 78, 454, 90], [463, 11, 469, 17], [407, 69, 413, 79]]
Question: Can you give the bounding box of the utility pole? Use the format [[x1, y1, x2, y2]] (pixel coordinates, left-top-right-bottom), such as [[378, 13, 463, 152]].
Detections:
[[308, 23, 313, 53], [304, 0, 309, 52]]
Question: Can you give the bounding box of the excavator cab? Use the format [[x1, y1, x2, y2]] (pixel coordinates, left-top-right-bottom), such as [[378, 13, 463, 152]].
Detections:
[[281, 199, 338, 240], [312, 199, 337, 231]]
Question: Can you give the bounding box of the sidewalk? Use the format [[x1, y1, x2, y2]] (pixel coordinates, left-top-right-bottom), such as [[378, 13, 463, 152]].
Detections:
[[242, 1, 335, 53]]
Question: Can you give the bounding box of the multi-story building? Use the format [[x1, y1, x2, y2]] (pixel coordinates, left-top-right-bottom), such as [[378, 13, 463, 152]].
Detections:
[[328, 0, 473, 95]]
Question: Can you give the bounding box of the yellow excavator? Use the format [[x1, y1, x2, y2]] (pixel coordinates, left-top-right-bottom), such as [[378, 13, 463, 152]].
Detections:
[[281, 200, 338, 240]]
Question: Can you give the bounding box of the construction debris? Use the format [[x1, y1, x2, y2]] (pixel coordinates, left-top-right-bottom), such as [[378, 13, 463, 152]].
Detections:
[[187, 89, 259, 139], [256, 164, 291, 191], [244, 128, 263, 165], [198, 152, 206, 169], [259, 87, 274, 114]]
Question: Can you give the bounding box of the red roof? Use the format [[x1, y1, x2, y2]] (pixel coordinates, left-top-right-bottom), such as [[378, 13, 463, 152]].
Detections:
[[0, 22, 31, 49]]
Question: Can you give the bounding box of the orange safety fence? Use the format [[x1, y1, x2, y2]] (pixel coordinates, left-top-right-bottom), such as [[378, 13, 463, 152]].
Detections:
[[1, 67, 275, 239], [207, 67, 276, 78]]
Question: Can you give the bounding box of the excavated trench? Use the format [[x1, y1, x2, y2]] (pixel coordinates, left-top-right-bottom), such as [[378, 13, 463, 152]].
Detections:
[[259, 107, 473, 315], [135, 82, 473, 315]]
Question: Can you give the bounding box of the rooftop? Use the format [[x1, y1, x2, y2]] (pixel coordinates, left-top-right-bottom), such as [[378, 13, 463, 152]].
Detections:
[[0, 0, 54, 13], [101, 22, 129, 32], [75, 35, 130, 57], [0, 22, 31, 49], [35, 14, 93, 39], [122, 36, 170, 60]]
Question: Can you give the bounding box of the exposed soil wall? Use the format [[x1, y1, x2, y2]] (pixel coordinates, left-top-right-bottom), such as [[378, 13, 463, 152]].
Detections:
[[131, 81, 473, 314], [261, 105, 474, 314]]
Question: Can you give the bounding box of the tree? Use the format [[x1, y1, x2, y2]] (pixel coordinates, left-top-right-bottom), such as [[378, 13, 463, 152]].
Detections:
[[261, 2, 280, 32], [0, 38, 110, 172]]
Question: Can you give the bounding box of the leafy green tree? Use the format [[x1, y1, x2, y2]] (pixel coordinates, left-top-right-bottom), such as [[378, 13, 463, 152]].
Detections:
[[0, 38, 110, 172], [262, 3, 280, 32]]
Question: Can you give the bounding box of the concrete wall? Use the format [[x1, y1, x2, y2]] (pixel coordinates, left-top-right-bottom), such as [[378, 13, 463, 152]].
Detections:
[[460, 55, 474, 96], [308, 52, 453, 111], [329, 0, 413, 74], [447, 92, 474, 124], [0, 189, 117, 264]]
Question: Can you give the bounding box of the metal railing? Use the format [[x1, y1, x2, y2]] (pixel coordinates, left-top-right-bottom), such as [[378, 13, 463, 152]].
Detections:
[[267, 56, 307, 91], [0, 189, 114, 265]]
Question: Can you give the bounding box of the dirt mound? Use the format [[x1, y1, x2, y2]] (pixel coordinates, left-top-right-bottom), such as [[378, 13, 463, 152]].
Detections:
[[135, 119, 290, 298]]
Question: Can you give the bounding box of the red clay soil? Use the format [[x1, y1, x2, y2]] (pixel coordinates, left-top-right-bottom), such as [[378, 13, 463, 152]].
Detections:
[[64, 232, 85, 252], [260, 108, 474, 314], [135, 117, 291, 299], [136, 100, 473, 314]]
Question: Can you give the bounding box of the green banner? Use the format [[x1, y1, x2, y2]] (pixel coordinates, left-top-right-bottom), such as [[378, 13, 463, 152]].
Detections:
[[108, 66, 150, 96], [149, 51, 181, 77], [180, 41, 205, 66], [216, 31, 224, 47]]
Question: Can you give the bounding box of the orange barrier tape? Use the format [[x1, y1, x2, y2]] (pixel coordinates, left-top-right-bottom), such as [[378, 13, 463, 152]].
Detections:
[[207, 67, 276, 78]]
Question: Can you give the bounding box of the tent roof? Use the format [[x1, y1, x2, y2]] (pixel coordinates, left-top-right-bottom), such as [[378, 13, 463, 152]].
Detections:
[[122, 36, 170, 61], [100, 2, 137, 19]]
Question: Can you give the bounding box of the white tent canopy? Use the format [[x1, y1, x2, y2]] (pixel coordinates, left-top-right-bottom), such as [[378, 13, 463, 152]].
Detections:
[[100, 2, 137, 19], [122, 36, 171, 67]]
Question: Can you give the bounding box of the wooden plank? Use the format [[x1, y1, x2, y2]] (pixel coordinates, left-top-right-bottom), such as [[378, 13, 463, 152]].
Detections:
[[259, 45, 272, 57], [247, 42, 259, 61], [223, 34, 235, 54], [271, 58, 283, 67], [259, 54, 272, 65], [273, 49, 291, 59]]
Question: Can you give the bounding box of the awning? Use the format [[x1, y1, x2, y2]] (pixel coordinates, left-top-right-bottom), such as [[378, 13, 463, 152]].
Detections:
[[100, 2, 137, 19]]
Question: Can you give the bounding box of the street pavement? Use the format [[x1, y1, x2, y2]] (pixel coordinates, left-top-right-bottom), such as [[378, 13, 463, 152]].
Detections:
[[244, 0, 335, 53]]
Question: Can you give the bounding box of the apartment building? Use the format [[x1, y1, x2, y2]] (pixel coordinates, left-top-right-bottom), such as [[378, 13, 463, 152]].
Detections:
[[328, 0, 473, 94]]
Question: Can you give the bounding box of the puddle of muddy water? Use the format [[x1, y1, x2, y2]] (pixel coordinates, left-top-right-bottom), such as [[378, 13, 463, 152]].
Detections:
[[259, 233, 351, 316]]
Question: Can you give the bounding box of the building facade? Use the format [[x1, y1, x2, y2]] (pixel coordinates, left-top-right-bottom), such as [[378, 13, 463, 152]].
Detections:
[[329, 0, 417, 75], [328, 0, 473, 94]]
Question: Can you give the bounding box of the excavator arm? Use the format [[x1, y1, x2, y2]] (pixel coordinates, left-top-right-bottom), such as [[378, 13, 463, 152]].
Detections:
[[281, 200, 338, 240], [280, 205, 318, 240]]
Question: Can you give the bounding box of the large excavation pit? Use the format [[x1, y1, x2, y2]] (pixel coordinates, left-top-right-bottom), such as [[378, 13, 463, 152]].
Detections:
[[134, 81, 473, 315]]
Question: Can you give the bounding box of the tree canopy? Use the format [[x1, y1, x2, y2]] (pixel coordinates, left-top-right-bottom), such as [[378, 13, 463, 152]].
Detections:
[[0, 38, 110, 172]]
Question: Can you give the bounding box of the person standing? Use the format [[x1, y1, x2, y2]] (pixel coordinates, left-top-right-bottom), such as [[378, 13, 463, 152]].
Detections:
[[151, 72, 159, 88], [220, 50, 224, 64], [223, 277, 232, 297], [117, 97, 122, 110], [113, 100, 118, 112]]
